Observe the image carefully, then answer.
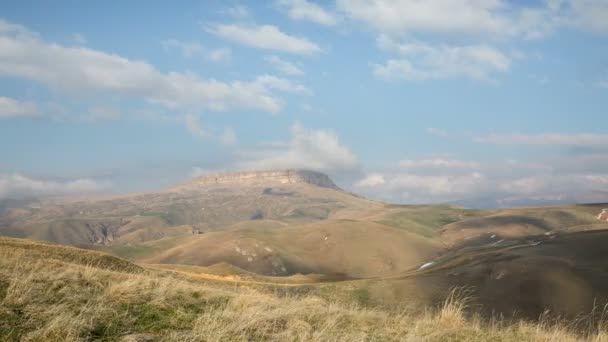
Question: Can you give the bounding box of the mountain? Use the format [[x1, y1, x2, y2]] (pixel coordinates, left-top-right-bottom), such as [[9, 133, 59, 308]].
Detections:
[[0, 170, 381, 246]]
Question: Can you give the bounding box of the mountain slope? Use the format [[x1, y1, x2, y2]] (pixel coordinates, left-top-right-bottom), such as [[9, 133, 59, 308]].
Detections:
[[140, 219, 442, 277], [0, 170, 382, 246]]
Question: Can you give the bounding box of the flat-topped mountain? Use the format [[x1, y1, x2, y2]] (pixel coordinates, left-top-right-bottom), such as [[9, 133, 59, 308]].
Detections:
[[174, 169, 340, 190], [0, 169, 381, 246]]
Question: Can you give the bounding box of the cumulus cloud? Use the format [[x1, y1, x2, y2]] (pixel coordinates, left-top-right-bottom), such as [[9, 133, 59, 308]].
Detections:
[[0, 96, 40, 119], [162, 39, 232, 63], [374, 35, 511, 81], [277, 0, 337, 26], [0, 19, 294, 114], [208, 24, 321, 55], [238, 122, 358, 173], [337, 0, 555, 38], [264, 55, 304, 76], [354, 156, 608, 206], [185, 114, 237, 145], [0, 173, 108, 200], [474, 133, 608, 146]]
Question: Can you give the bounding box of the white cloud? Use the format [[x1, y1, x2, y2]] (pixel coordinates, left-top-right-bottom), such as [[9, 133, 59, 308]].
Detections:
[[426, 127, 449, 137], [162, 39, 232, 63], [355, 173, 385, 187], [0, 173, 107, 200], [475, 133, 608, 146], [0, 20, 291, 114], [238, 122, 358, 173], [354, 155, 608, 206], [185, 114, 237, 145], [72, 33, 87, 44], [337, 0, 555, 38], [208, 24, 321, 55], [265, 55, 304, 76], [224, 5, 251, 19], [253, 75, 311, 95], [0, 19, 36, 37], [0, 96, 40, 119], [206, 48, 232, 63], [567, 0, 608, 33], [277, 0, 337, 26], [374, 35, 511, 81]]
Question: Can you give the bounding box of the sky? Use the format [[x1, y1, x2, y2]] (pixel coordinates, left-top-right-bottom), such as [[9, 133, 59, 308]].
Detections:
[[0, 0, 607, 208]]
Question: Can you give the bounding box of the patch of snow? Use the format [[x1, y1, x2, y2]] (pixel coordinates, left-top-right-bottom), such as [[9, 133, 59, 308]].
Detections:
[[490, 239, 504, 246], [418, 262, 435, 270], [490, 234, 497, 239]]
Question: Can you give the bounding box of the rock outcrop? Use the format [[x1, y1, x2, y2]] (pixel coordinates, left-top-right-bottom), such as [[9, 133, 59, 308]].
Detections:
[[179, 170, 340, 190], [598, 209, 608, 221]]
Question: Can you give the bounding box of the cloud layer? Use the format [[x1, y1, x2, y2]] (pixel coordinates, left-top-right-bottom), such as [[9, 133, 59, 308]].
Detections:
[[0, 174, 107, 200], [374, 35, 511, 81], [238, 123, 358, 174], [0, 20, 302, 114], [355, 155, 608, 207]]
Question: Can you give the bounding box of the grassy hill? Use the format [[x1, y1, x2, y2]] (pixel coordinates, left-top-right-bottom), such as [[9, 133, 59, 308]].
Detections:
[[439, 204, 608, 245], [138, 219, 442, 278], [1, 236, 606, 341]]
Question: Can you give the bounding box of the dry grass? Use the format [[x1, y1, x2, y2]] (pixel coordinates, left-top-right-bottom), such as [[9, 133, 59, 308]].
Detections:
[[1, 239, 608, 341]]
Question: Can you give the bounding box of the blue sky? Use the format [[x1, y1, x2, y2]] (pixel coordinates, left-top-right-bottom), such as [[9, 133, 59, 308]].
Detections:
[[0, 0, 607, 207]]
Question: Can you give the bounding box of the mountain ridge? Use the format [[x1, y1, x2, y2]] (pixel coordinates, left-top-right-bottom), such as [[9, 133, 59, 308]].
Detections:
[[171, 169, 341, 191]]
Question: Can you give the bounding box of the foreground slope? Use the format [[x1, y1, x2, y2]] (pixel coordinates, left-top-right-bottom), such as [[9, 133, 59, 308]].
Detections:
[[1, 236, 605, 341], [363, 229, 608, 321]]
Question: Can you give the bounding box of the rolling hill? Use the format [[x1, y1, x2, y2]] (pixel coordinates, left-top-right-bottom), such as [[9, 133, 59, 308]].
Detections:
[[2, 169, 608, 286]]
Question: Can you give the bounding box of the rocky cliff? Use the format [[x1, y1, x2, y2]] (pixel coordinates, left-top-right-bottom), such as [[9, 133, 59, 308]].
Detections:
[[181, 170, 340, 190]]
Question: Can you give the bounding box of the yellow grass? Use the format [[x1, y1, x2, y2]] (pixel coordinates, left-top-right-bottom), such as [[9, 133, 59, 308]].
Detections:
[[1, 238, 608, 341]]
